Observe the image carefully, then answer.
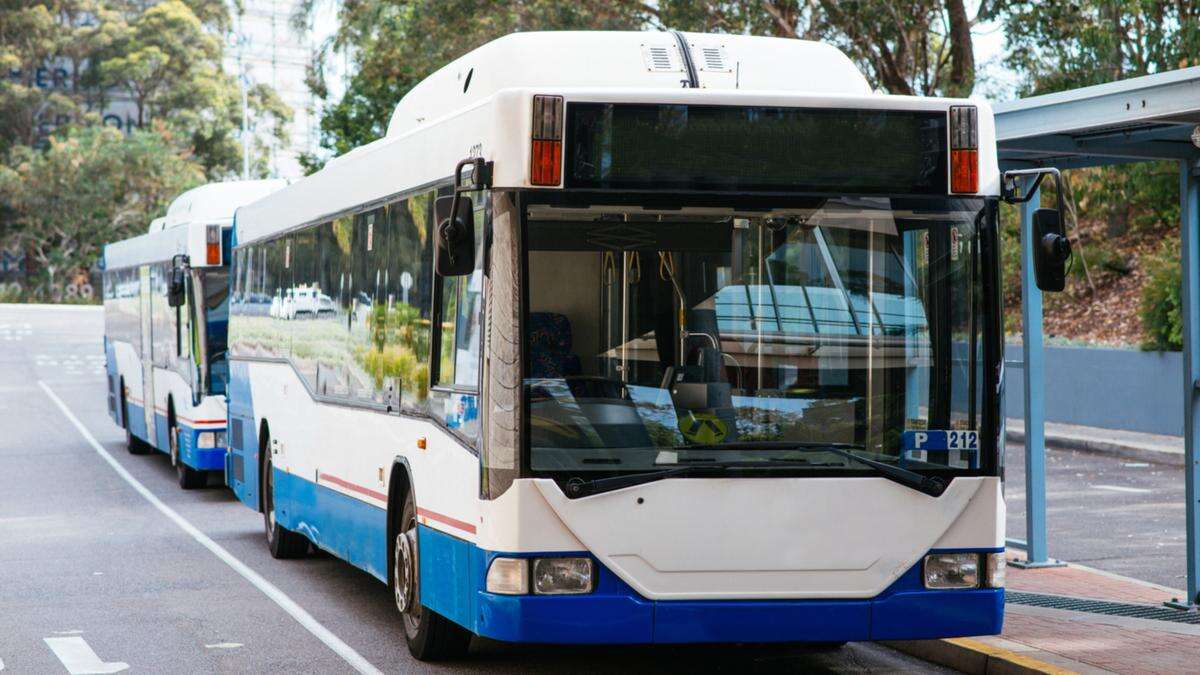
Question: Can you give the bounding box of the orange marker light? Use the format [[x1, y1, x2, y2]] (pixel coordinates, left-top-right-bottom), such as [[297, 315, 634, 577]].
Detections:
[[951, 149, 978, 193], [206, 224, 221, 265], [416, 437, 427, 450]]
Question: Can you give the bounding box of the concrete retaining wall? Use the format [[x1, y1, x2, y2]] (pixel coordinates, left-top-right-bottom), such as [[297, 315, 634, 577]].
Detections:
[[1004, 343, 1183, 436]]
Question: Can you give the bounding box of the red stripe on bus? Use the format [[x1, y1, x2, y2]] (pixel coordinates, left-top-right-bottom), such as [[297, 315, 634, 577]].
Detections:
[[151, 406, 224, 426], [416, 507, 477, 535], [318, 473, 388, 502]]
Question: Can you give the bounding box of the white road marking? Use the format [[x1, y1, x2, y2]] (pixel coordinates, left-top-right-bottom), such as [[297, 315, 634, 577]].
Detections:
[[1123, 462, 1150, 468], [44, 636, 128, 674], [54, 630, 84, 635], [1092, 484, 1151, 494], [38, 381, 384, 675], [204, 643, 243, 649]]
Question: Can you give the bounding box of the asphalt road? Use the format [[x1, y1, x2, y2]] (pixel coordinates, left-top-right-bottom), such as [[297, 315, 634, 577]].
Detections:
[[0, 304, 949, 674], [1005, 440, 1188, 591]]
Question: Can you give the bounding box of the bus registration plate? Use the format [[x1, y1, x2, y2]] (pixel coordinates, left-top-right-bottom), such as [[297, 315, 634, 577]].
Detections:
[[902, 430, 979, 451]]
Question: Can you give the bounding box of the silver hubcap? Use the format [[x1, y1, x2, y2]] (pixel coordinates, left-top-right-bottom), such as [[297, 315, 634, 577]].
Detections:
[[394, 529, 417, 613], [169, 429, 179, 466]]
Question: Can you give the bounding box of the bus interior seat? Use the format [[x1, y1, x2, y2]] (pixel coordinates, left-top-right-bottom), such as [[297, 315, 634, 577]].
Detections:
[[528, 311, 582, 379]]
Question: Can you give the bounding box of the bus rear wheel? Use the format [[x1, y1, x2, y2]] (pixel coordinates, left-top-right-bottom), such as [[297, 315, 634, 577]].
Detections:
[[170, 422, 205, 490], [262, 442, 308, 559], [394, 489, 470, 661]]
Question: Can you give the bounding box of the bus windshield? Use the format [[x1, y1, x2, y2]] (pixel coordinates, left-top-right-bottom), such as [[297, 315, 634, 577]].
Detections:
[[524, 196, 989, 476]]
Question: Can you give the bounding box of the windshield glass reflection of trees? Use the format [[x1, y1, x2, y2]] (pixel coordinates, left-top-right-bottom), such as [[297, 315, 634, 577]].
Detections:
[[525, 198, 984, 474]]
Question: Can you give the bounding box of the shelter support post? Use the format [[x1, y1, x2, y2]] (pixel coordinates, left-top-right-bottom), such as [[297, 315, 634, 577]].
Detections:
[[1169, 159, 1200, 610], [1011, 179, 1063, 569]]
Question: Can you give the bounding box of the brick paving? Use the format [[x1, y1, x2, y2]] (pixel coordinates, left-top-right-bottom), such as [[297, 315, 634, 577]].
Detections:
[[996, 553, 1200, 673], [1003, 613, 1200, 674], [1007, 560, 1177, 605]]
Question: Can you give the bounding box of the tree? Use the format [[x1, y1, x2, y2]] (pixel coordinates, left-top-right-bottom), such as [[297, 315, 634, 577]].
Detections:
[[0, 124, 204, 296], [1, 1, 289, 176], [298, 0, 646, 170], [655, 0, 981, 96]]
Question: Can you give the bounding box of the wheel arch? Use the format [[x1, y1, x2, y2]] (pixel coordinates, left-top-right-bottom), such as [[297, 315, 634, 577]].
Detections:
[[256, 417, 271, 513], [387, 457, 415, 589]]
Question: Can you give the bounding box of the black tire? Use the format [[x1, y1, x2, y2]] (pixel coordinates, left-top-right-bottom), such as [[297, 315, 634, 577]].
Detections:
[[170, 419, 206, 490], [394, 489, 471, 661], [121, 385, 152, 456], [262, 436, 308, 559]]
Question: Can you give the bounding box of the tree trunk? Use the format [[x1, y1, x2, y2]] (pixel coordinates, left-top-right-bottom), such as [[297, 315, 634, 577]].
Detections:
[[944, 0, 975, 96]]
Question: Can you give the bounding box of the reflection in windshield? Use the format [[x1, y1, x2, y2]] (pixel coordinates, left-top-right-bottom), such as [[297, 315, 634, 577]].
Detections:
[[524, 198, 986, 473]]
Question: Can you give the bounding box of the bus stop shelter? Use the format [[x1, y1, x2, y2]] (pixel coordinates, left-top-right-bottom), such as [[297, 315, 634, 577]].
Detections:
[[994, 66, 1200, 609]]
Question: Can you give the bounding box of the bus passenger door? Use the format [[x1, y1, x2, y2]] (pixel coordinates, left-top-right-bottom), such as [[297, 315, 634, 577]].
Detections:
[[139, 265, 156, 445]]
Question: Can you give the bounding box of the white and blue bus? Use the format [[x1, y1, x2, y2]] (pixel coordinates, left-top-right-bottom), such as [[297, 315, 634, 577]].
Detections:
[[102, 180, 287, 488], [224, 31, 1069, 659]]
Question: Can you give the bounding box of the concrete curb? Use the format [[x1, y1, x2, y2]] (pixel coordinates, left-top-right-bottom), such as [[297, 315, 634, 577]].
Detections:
[[1006, 427, 1184, 468], [885, 637, 1078, 675]]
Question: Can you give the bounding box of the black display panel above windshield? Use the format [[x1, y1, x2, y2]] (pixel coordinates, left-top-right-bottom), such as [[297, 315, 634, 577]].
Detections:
[[566, 103, 948, 195]]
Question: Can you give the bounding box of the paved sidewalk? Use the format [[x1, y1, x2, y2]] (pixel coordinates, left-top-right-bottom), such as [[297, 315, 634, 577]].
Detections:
[[890, 552, 1200, 674], [1006, 418, 1184, 467]]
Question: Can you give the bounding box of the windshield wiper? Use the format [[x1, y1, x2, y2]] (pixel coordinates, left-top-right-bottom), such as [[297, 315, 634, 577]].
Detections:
[[563, 460, 816, 498], [673, 441, 949, 497]]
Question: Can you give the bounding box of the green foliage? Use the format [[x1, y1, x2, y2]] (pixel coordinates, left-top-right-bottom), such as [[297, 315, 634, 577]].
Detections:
[[1002, 1, 1200, 96], [0, 124, 204, 297], [1, 1, 288, 175], [1140, 239, 1183, 351]]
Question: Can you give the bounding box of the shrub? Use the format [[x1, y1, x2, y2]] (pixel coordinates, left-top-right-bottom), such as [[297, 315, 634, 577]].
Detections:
[[1140, 240, 1183, 351]]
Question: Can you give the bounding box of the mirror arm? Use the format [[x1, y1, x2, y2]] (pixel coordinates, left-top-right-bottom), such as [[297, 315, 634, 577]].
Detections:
[[1001, 167, 1065, 217]]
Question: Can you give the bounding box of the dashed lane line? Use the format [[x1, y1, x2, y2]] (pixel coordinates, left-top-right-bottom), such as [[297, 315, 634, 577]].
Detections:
[[37, 380, 384, 675], [1092, 484, 1152, 494]]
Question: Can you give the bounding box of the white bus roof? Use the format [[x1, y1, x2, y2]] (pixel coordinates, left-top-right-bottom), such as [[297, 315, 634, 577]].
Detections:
[[237, 31, 993, 246], [385, 31, 871, 138], [104, 179, 288, 269]]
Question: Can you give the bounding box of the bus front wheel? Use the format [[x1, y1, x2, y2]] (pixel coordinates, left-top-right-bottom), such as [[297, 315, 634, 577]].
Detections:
[[262, 440, 308, 559], [394, 489, 470, 661]]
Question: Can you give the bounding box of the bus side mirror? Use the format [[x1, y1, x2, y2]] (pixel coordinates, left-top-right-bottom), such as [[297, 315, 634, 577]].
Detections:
[[1001, 168, 1072, 293], [168, 256, 188, 307], [434, 194, 475, 276], [1032, 208, 1071, 292]]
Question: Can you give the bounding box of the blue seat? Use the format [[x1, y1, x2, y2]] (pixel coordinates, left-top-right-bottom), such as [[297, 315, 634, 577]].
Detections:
[[529, 312, 582, 378]]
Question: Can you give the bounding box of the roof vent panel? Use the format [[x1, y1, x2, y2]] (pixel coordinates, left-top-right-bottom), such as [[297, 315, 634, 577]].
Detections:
[[642, 43, 683, 73], [692, 45, 731, 73]]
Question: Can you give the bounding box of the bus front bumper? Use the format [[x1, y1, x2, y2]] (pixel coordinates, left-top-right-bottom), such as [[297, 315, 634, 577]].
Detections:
[[420, 527, 1004, 644]]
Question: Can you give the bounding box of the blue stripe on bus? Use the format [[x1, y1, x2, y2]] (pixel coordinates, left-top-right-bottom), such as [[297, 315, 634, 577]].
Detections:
[[272, 467, 389, 583], [125, 400, 150, 442], [226, 360, 259, 510]]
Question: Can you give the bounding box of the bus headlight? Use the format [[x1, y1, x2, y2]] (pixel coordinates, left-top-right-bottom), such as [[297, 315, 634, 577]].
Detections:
[[985, 552, 1006, 588], [196, 431, 227, 449], [485, 558, 529, 595], [532, 558, 593, 595], [924, 552, 981, 589]]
